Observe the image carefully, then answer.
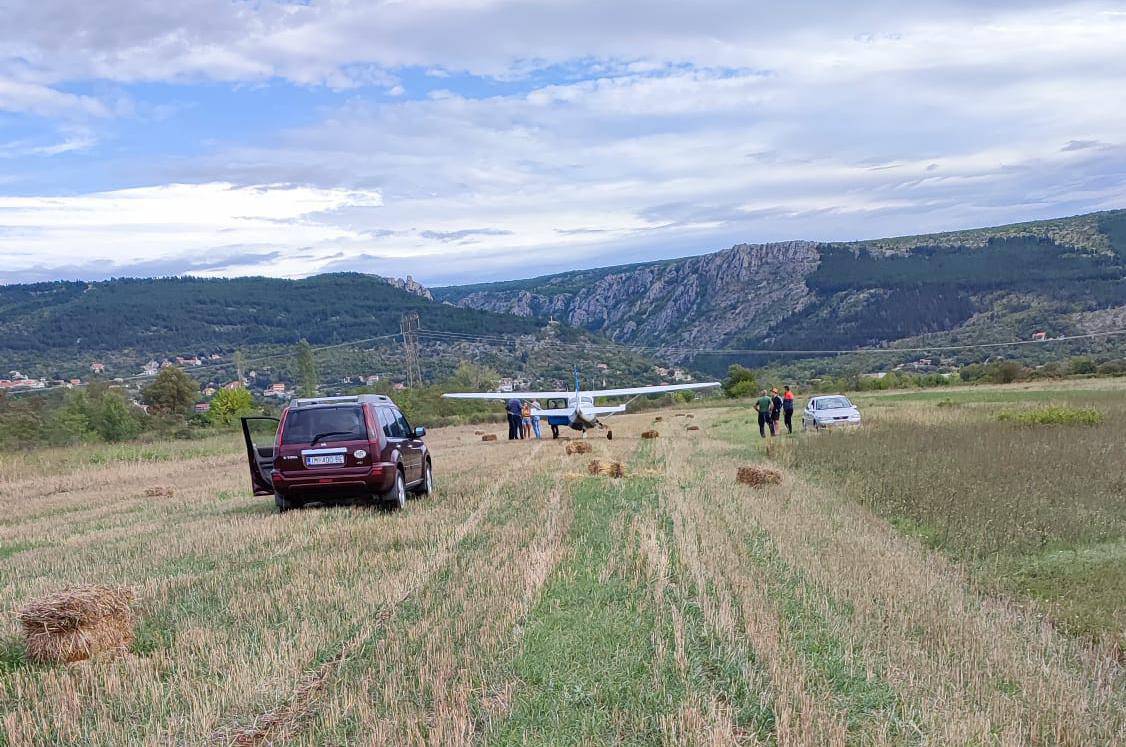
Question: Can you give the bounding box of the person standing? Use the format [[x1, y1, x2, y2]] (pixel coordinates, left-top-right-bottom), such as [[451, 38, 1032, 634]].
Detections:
[[521, 400, 533, 439], [754, 390, 775, 438], [771, 388, 784, 435], [506, 397, 522, 440], [782, 385, 795, 434], [530, 400, 543, 439]]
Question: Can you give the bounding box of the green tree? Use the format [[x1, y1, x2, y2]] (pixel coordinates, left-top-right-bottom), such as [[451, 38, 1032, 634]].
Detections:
[[722, 364, 758, 398], [296, 339, 318, 397], [210, 387, 255, 427], [1069, 356, 1097, 375], [449, 360, 500, 391], [47, 390, 95, 445], [90, 390, 143, 442], [141, 366, 199, 417]]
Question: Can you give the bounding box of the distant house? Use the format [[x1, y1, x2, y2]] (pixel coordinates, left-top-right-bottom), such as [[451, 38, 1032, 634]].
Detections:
[[68, 378, 82, 387], [176, 356, 202, 367], [194, 402, 211, 413], [1031, 331, 1048, 341], [160, 359, 173, 369], [392, 382, 407, 390], [202, 386, 217, 397], [142, 361, 159, 376], [264, 382, 287, 397], [90, 361, 106, 374], [223, 380, 245, 390]]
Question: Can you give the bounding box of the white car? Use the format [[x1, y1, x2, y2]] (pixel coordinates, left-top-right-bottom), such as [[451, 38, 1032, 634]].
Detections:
[[802, 395, 862, 430]]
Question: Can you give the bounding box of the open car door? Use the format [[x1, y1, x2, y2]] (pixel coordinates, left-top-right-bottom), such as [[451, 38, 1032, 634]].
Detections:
[[241, 416, 279, 496]]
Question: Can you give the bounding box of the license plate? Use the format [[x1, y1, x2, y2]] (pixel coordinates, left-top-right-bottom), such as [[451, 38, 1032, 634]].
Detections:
[[306, 454, 345, 466]]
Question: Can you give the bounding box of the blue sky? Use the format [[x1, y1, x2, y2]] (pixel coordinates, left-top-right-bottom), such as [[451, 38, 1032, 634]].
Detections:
[[2, 0, 1125, 285]]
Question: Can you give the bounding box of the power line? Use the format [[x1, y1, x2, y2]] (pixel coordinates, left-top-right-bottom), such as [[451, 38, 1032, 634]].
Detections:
[[417, 327, 1126, 356], [6, 332, 405, 397], [8, 324, 1126, 398]]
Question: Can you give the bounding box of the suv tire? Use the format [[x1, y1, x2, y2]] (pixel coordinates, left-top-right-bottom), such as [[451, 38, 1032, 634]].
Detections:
[[412, 460, 434, 497], [384, 468, 407, 510], [275, 492, 298, 513]]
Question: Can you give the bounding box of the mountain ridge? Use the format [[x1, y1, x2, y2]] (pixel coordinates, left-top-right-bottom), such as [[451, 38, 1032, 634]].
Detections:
[[433, 209, 1126, 374]]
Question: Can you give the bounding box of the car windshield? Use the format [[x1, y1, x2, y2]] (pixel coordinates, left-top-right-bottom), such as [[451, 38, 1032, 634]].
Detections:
[[815, 396, 853, 410], [282, 406, 366, 444]]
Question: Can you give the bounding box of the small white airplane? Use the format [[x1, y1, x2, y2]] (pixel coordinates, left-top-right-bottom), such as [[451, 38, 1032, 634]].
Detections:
[[442, 370, 720, 437]]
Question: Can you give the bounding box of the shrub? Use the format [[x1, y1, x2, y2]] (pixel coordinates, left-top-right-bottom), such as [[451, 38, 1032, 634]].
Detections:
[[997, 406, 1103, 426]]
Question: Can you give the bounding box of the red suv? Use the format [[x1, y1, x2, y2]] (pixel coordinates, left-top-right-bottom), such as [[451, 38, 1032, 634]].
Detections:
[[241, 394, 433, 512]]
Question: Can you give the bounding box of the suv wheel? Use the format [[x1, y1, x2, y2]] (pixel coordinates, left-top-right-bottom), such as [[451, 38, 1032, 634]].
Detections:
[[384, 469, 406, 510], [275, 492, 297, 513], [413, 460, 434, 497]]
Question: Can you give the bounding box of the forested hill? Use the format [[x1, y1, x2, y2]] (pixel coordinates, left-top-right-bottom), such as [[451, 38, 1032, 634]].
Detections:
[[0, 273, 659, 383], [434, 209, 1126, 374]]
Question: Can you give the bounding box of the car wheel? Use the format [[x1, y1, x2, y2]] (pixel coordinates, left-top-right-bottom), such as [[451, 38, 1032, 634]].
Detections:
[[384, 469, 406, 510], [413, 460, 434, 497], [275, 492, 297, 513]]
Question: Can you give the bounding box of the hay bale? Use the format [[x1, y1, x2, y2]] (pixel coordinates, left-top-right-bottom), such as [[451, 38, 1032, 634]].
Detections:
[[641, 430, 659, 439], [736, 466, 782, 488], [685, 414, 694, 419], [144, 485, 174, 497], [473, 430, 485, 436], [18, 586, 135, 664], [686, 425, 700, 431], [587, 460, 625, 478], [653, 416, 663, 422], [565, 441, 593, 455], [481, 434, 497, 442]]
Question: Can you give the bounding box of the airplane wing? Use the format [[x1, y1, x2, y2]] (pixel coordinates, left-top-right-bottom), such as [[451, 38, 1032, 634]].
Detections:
[[585, 382, 721, 399], [531, 407, 573, 417], [442, 391, 571, 400]]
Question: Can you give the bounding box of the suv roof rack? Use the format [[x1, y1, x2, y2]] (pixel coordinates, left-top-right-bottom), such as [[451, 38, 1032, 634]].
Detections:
[[289, 394, 393, 408]]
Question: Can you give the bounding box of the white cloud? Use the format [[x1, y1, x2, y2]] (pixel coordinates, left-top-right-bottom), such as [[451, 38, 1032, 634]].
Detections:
[[1, 2, 1125, 282], [0, 183, 382, 278]]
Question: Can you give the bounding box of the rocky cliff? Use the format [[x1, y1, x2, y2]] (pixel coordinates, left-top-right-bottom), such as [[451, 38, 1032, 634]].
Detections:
[[435, 209, 1126, 371], [456, 241, 819, 353]]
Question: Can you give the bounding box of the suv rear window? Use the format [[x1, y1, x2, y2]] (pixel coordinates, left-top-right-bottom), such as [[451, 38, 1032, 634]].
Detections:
[[282, 405, 367, 445]]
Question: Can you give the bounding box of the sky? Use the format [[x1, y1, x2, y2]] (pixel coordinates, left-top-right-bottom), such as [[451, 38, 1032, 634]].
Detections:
[[1, 1, 1125, 286]]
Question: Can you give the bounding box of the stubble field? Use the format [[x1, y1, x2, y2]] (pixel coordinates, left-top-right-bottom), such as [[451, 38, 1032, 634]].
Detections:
[[1, 382, 1124, 745]]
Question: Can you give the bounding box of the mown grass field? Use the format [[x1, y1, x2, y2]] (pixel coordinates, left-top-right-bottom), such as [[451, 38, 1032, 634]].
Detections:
[[1, 382, 1124, 745]]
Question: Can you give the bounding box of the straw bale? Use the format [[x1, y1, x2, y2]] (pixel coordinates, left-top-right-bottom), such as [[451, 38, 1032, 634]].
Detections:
[[641, 430, 659, 439], [565, 441, 592, 455], [481, 434, 497, 442], [17, 586, 135, 664], [686, 425, 700, 431], [736, 466, 782, 488], [653, 416, 663, 422], [587, 460, 625, 478]]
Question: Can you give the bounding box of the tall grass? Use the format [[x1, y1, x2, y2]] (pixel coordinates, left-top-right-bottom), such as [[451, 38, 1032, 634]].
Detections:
[[780, 391, 1126, 643]]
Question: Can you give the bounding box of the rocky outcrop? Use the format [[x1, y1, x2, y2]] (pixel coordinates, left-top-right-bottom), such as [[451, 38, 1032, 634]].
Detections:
[[455, 241, 820, 359], [384, 275, 434, 300]]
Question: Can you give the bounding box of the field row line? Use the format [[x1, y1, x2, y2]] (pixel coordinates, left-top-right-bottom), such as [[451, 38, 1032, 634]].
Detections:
[[208, 443, 549, 746]]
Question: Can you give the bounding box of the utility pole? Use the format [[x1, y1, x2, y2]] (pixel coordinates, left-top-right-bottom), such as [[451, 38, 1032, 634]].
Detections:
[[400, 312, 423, 387]]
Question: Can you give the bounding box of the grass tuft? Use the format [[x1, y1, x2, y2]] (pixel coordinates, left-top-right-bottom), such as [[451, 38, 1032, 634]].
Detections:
[[997, 406, 1103, 426]]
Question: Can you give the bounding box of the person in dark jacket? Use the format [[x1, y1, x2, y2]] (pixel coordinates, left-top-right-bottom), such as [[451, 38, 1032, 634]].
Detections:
[[506, 398, 522, 440], [770, 389, 784, 434]]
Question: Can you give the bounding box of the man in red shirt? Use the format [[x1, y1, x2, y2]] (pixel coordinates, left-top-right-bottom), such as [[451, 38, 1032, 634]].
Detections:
[[782, 385, 795, 434]]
